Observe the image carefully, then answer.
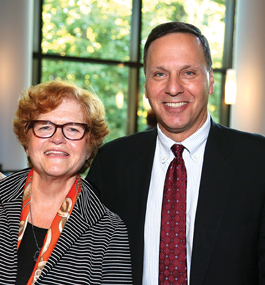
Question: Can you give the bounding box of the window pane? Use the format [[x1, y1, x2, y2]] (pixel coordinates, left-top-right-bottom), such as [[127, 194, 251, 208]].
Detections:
[[142, 0, 226, 68], [137, 68, 150, 132], [42, 0, 132, 61], [42, 59, 128, 141]]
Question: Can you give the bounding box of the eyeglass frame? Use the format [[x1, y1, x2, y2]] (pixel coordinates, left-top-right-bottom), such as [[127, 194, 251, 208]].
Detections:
[[28, 120, 90, 141]]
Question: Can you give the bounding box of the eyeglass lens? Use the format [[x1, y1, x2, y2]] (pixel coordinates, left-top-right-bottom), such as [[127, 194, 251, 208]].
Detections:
[[33, 121, 86, 140]]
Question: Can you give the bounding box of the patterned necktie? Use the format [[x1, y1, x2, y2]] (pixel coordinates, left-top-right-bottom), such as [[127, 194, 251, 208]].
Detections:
[[159, 144, 187, 285]]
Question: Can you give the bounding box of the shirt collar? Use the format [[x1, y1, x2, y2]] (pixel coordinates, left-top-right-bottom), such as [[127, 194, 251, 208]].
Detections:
[[157, 113, 211, 163]]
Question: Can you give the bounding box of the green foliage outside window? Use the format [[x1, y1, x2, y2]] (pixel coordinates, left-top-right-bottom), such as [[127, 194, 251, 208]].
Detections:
[[43, 0, 132, 61], [41, 0, 226, 141]]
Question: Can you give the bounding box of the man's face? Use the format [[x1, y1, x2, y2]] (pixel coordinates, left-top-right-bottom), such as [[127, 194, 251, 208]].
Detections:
[[145, 33, 214, 142]]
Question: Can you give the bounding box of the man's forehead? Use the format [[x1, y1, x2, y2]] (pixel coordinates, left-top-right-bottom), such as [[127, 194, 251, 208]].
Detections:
[[146, 33, 206, 66], [147, 33, 204, 59], [150, 32, 201, 47]]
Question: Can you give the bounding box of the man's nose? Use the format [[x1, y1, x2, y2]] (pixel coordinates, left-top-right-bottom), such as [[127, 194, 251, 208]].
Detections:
[[165, 75, 184, 96]]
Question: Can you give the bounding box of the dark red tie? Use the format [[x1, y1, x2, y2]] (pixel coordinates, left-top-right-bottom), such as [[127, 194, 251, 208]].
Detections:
[[159, 144, 187, 285]]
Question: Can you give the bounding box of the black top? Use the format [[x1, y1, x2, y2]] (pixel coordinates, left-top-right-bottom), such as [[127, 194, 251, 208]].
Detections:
[[16, 223, 47, 285]]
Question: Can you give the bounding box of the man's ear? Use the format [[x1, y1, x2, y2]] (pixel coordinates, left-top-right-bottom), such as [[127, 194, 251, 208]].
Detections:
[[209, 68, 214, 95], [144, 81, 148, 98]]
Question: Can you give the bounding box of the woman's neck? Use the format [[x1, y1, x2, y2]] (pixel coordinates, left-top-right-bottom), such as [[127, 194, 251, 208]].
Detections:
[[28, 171, 78, 228]]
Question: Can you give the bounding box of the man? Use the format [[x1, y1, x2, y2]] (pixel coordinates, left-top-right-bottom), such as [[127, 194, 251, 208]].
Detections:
[[86, 22, 265, 284]]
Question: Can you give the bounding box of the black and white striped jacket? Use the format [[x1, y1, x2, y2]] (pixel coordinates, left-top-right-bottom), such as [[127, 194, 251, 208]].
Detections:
[[0, 169, 132, 284]]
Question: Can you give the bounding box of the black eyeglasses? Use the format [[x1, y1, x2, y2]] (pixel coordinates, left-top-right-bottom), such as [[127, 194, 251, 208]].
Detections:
[[28, 120, 90, 141]]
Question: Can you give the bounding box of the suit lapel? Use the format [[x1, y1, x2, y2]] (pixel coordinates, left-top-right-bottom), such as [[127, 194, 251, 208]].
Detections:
[[190, 121, 235, 285], [125, 129, 157, 283], [126, 129, 157, 233]]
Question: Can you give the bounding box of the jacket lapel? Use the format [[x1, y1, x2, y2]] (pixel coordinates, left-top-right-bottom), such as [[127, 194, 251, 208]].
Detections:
[[127, 129, 157, 216], [4, 200, 22, 250], [35, 181, 105, 284], [125, 129, 157, 283], [1, 170, 27, 254], [190, 121, 235, 285]]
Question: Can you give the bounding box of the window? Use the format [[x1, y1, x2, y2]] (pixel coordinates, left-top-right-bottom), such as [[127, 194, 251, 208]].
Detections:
[[33, 0, 236, 141]]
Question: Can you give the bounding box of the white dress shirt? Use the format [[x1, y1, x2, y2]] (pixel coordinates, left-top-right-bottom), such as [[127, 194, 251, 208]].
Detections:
[[143, 113, 211, 285]]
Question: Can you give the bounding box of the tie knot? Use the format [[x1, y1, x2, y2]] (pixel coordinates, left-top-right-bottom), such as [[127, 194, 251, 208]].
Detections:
[[171, 144, 185, 158]]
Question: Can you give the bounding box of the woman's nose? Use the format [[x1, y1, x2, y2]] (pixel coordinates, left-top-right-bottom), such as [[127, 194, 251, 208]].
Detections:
[[49, 127, 66, 144]]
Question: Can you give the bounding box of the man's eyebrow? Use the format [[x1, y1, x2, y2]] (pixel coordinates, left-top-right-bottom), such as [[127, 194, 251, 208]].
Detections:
[[154, 66, 166, 70], [153, 64, 197, 70], [182, 65, 193, 69]]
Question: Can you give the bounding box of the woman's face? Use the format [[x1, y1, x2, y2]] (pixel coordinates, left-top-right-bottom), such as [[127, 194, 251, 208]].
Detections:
[[26, 98, 91, 180]]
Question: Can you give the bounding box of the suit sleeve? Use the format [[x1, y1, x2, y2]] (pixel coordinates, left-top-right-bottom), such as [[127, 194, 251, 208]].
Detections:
[[258, 201, 265, 282]]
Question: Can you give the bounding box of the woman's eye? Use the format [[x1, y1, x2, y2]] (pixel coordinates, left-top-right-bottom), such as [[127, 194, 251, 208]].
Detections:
[[68, 127, 80, 133], [39, 125, 51, 131]]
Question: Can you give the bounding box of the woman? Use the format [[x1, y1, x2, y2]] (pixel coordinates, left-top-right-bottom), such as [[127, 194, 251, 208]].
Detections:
[[0, 80, 132, 284]]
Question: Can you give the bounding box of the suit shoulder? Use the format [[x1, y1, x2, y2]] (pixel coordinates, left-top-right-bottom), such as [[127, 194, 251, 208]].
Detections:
[[99, 128, 157, 152], [82, 179, 126, 227], [104, 207, 126, 227], [212, 123, 265, 155], [216, 123, 265, 143], [0, 168, 29, 202], [81, 179, 122, 218]]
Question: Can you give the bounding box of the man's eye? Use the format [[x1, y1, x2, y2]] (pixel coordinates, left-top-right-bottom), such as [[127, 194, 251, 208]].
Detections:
[[155, 72, 165, 77], [185, 71, 195, 76]]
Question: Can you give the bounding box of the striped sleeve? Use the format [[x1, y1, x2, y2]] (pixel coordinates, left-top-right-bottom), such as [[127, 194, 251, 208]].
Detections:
[[101, 211, 132, 284]]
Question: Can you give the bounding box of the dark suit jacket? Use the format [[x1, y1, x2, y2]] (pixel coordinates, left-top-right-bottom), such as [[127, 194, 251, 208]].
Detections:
[[86, 120, 265, 285]]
